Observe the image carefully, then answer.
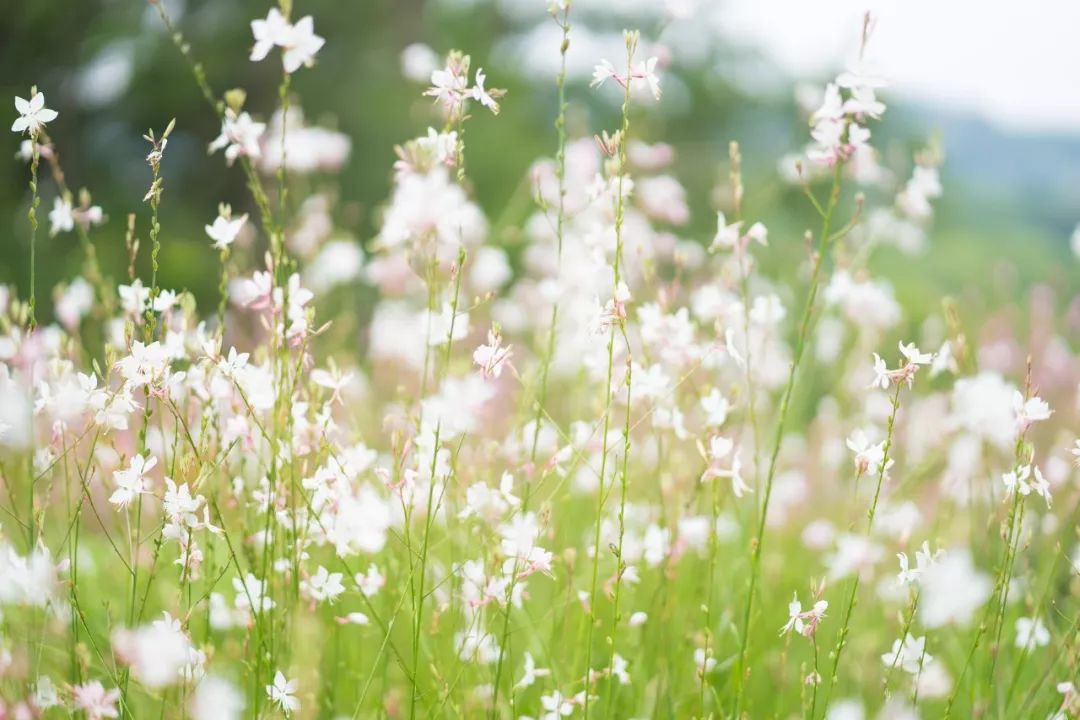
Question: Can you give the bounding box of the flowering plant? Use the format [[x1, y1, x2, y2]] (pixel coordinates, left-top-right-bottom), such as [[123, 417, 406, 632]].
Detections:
[[1, 5, 1077, 720]]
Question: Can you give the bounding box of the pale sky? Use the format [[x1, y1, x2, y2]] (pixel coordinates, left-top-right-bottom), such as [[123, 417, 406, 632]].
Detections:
[[718, 0, 1080, 135]]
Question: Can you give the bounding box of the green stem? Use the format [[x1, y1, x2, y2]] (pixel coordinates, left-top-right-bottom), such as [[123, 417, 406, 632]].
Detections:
[[27, 136, 40, 331], [583, 35, 634, 720], [491, 8, 571, 713], [734, 156, 845, 714], [821, 381, 903, 713]]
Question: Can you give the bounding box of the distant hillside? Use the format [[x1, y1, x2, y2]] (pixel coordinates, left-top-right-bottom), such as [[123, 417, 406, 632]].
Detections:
[[886, 103, 1080, 238]]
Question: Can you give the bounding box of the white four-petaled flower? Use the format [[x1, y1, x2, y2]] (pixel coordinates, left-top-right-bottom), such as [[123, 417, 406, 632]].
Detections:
[[12, 91, 58, 135], [881, 633, 931, 674], [780, 592, 828, 638], [251, 9, 325, 73], [206, 212, 248, 250], [266, 671, 300, 715], [110, 454, 157, 509]]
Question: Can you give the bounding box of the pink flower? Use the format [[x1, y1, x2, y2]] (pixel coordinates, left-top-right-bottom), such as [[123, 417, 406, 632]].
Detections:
[[472, 329, 512, 379], [71, 681, 120, 720]]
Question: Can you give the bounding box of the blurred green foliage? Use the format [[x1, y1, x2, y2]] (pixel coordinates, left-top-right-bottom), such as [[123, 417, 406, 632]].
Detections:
[[3, 0, 1077, 337]]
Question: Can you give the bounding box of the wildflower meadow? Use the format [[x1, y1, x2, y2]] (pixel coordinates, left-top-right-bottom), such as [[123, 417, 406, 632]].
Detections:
[[2, 2, 1079, 719]]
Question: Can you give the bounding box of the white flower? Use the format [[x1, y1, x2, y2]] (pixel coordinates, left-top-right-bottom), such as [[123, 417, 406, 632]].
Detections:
[[355, 563, 385, 597], [845, 430, 885, 475], [1013, 391, 1051, 435], [473, 328, 513, 379], [119, 279, 150, 316], [427, 66, 468, 110], [251, 10, 324, 73], [336, 612, 369, 626], [919, 549, 991, 628], [234, 573, 275, 614], [280, 16, 325, 73], [162, 479, 202, 526], [400, 43, 439, 83], [250, 9, 291, 62], [811, 84, 844, 125], [590, 56, 661, 100], [266, 671, 300, 715], [76, 203, 104, 229], [593, 282, 631, 335], [205, 212, 248, 250], [1015, 616, 1050, 649], [611, 653, 631, 685], [881, 634, 931, 674], [152, 289, 180, 313], [693, 648, 717, 675], [111, 612, 193, 688], [217, 347, 250, 377], [115, 340, 172, 389], [426, 302, 470, 347], [311, 365, 354, 403], [460, 473, 520, 522], [110, 454, 157, 509], [540, 690, 574, 718], [931, 340, 956, 377], [12, 91, 58, 135], [836, 64, 888, 92], [33, 675, 60, 709], [591, 60, 618, 88], [896, 541, 943, 585], [515, 651, 551, 690], [1030, 465, 1052, 508], [635, 56, 662, 100], [1002, 465, 1032, 498], [711, 211, 742, 251], [720, 451, 751, 498], [700, 388, 730, 427], [699, 436, 751, 497], [209, 109, 266, 165], [470, 68, 499, 114], [750, 294, 785, 326], [779, 592, 828, 638], [189, 676, 245, 720], [867, 342, 934, 389], [49, 197, 74, 236], [300, 566, 345, 604], [898, 341, 932, 366], [869, 353, 890, 389]]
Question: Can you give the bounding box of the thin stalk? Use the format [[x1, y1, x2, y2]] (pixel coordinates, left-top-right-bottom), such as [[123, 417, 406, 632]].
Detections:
[[821, 380, 903, 713], [410, 246, 467, 720], [27, 131, 41, 331], [882, 590, 920, 698], [698, 462, 720, 715], [944, 458, 1029, 717], [24, 132, 42, 551], [729, 141, 762, 493], [583, 33, 635, 720], [604, 357, 633, 718], [491, 7, 571, 713], [734, 156, 845, 714]]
